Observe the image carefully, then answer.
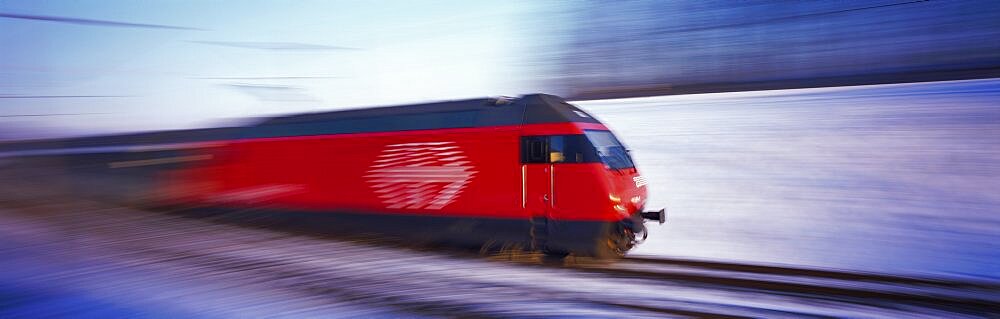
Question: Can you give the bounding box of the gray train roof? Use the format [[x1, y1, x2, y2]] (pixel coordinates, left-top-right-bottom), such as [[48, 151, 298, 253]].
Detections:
[[0, 94, 601, 155], [244, 94, 600, 139]]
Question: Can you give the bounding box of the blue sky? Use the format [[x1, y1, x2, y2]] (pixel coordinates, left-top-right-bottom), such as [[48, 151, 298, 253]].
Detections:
[[0, 1, 550, 138]]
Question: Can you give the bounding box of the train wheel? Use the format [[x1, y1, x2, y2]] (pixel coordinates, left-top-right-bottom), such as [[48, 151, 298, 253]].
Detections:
[[593, 223, 635, 259], [541, 250, 569, 265]]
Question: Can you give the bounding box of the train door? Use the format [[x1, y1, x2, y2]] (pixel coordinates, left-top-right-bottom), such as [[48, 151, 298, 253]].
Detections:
[[521, 136, 552, 218], [521, 135, 553, 251]]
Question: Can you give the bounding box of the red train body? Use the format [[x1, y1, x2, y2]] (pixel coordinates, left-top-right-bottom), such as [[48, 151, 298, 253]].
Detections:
[[160, 94, 661, 257]]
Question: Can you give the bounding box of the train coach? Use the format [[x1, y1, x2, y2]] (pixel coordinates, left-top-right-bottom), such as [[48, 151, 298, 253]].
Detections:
[[159, 94, 665, 258]]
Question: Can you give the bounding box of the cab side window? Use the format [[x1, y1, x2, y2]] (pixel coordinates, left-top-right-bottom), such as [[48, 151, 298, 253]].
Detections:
[[549, 136, 566, 163], [521, 135, 600, 164]]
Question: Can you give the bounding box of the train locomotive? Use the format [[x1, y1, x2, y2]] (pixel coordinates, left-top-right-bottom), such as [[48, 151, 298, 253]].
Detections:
[[159, 94, 665, 258]]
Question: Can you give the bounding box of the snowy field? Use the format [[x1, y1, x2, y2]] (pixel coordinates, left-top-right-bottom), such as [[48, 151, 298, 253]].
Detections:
[[579, 78, 1000, 280]]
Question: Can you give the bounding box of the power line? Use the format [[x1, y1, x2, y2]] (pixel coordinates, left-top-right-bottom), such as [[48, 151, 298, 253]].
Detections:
[[0, 95, 128, 99], [0, 12, 202, 30], [0, 113, 107, 118]]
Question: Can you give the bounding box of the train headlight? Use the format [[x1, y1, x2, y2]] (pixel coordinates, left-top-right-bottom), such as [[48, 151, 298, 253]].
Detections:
[[609, 194, 621, 202]]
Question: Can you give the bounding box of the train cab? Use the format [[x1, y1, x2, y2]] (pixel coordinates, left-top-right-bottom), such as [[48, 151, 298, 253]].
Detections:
[[516, 95, 663, 257]]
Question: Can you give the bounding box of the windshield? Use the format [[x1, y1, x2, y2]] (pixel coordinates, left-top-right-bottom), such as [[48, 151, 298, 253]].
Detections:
[[583, 130, 635, 170]]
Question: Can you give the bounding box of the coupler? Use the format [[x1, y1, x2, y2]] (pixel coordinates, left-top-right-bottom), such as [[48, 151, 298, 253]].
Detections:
[[641, 208, 666, 224]]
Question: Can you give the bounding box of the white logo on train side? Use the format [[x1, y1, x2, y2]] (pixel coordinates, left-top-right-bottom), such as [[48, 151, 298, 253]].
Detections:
[[365, 141, 476, 210], [633, 175, 647, 188]]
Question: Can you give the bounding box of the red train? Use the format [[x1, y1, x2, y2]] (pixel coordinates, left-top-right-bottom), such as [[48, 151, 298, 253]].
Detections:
[[160, 94, 664, 257]]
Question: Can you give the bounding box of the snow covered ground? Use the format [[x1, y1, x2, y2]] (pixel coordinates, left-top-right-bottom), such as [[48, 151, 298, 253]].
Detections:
[[578, 78, 1000, 280], [1, 183, 993, 318]]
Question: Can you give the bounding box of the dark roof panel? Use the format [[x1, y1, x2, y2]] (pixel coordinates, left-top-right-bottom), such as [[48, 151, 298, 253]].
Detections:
[[520, 94, 601, 125], [258, 98, 499, 125], [244, 94, 602, 139], [245, 97, 529, 138]]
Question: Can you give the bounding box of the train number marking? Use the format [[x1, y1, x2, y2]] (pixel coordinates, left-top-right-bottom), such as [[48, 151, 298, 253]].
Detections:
[[633, 175, 647, 188]]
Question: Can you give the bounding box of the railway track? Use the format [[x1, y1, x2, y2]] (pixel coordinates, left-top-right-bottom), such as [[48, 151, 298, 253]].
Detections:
[[2, 196, 997, 318], [581, 257, 999, 316]]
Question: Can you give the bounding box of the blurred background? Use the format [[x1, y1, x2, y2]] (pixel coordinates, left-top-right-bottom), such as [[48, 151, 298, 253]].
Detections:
[[1, 0, 999, 317], [5, 1, 997, 138]]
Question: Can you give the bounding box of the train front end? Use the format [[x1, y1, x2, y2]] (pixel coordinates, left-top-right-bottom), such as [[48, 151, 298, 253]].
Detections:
[[519, 94, 665, 258]]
